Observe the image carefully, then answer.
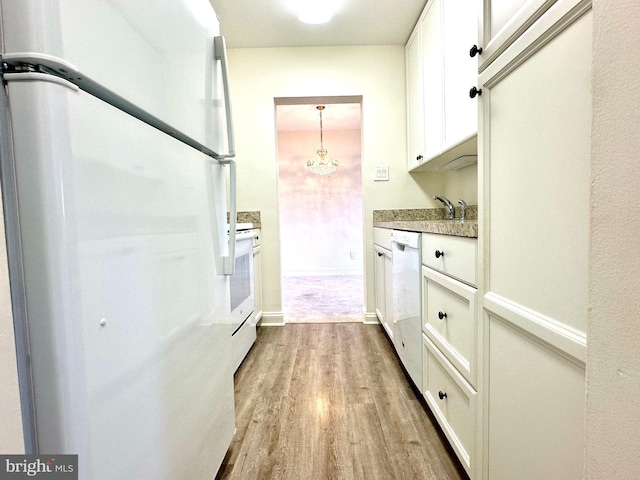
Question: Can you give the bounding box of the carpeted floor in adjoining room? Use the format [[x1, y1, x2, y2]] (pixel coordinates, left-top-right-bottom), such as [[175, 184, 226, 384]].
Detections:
[[281, 275, 364, 323]]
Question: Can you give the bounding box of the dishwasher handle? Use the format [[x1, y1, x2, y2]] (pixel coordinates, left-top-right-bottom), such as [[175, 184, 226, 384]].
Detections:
[[391, 230, 421, 249]]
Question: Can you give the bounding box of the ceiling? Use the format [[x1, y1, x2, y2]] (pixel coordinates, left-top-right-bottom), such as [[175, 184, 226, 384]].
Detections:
[[209, 1, 425, 132], [276, 103, 362, 132], [209, 0, 427, 49]]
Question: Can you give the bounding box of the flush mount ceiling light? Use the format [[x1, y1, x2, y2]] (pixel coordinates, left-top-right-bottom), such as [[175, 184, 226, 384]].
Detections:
[[298, 0, 333, 24], [306, 106, 338, 175]]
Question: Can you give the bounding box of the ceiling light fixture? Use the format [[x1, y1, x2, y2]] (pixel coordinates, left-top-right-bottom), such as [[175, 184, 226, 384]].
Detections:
[[297, 0, 333, 24], [306, 106, 338, 175]]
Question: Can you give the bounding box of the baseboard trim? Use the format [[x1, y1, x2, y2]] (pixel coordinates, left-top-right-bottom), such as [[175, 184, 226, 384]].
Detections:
[[364, 312, 380, 325], [257, 312, 285, 327]]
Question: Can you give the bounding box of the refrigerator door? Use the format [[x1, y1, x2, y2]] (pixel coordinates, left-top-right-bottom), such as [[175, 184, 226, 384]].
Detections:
[[0, 0, 231, 156], [4, 73, 235, 479]]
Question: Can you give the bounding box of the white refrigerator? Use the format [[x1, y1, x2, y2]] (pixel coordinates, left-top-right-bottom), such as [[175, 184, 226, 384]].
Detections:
[[0, 1, 237, 478]]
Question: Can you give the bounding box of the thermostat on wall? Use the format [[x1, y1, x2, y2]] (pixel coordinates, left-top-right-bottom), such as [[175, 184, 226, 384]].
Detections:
[[374, 166, 389, 181]]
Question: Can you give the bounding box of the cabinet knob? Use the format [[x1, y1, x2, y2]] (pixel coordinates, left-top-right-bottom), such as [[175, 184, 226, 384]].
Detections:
[[469, 86, 482, 98], [377, 252, 383, 257], [438, 391, 448, 400], [438, 311, 447, 320], [470, 44, 483, 57], [435, 250, 444, 258], [417, 154, 423, 161]]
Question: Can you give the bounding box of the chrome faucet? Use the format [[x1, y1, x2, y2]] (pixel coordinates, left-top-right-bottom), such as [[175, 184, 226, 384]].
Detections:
[[458, 199, 467, 221], [433, 195, 455, 219]]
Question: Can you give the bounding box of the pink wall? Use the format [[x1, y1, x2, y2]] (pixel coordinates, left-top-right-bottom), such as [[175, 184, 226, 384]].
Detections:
[[277, 128, 363, 276]]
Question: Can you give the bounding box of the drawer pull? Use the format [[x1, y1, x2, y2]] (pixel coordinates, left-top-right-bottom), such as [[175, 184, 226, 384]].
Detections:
[[438, 391, 448, 400], [469, 86, 482, 98], [438, 311, 447, 320], [435, 250, 445, 258], [469, 44, 483, 57]]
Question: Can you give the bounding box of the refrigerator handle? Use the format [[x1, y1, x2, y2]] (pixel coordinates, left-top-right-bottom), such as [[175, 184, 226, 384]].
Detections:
[[214, 36, 235, 158], [223, 158, 237, 275], [2, 52, 234, 162], [206, 158, 236, 276]]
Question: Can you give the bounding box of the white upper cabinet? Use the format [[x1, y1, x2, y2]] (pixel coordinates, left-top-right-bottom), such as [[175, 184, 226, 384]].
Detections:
[[421, 0, 444, 163], [406, 25, 425, 171], [478, 0, 557, 70], [406, 0, 478, 172], [442, 0, 479, 149]]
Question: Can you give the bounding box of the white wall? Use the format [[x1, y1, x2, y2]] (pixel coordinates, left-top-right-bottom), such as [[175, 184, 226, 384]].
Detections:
[[586, 0, 640, 477], [442, 164, 478, 206], [227, 45, 445, 320], [278, 128, 363, 277]]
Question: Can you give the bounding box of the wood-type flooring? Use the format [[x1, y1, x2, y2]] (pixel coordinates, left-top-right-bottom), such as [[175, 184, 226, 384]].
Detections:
[[216, 323, 468, 480]]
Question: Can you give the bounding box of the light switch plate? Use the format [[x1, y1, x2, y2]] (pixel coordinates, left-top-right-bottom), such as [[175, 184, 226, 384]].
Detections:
[[374, 166, 389, 181]]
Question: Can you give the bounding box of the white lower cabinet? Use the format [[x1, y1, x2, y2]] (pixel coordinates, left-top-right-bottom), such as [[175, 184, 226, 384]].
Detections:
[[423, 334, 477, 477], [421, 233, 478, 478], [374, 244, 392, 339], [422, 232, 477, 286], [486, 312, 585, 480], [373, 228, 393, 340], [423, 266, 477, 383]]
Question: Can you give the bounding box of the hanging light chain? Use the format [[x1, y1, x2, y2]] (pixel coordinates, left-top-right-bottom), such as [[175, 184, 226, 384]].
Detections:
[[306, 105, 337, 175], [318, 105, 325, 150]]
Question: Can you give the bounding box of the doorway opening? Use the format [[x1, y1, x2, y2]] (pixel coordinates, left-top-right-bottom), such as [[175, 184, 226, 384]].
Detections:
[[275, 96, 363, 323]]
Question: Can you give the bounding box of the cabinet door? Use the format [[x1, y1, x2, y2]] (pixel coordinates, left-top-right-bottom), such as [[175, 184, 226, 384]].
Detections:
[[421, 0, 444, 161], [406, 24, 425, 170], [442, 0, 478, 148], [384, 251, 392, 339], [487, 314, 585, 480], [479, 0, 557, 70], [479, 6, 591, 480], [374, 246, 393, 339], [481, 8, 591, 333]]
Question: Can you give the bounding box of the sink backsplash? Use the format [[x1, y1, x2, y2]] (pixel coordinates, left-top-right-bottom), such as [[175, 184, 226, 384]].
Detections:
[[373, 205, 477, 222]]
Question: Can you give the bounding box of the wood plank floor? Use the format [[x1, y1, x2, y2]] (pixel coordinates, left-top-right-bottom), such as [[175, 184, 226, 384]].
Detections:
[[216, 323, 468, 480]]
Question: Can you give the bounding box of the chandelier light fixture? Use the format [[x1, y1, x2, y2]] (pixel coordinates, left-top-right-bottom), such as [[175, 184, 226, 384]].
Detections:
[[306, 105, 338, 176]]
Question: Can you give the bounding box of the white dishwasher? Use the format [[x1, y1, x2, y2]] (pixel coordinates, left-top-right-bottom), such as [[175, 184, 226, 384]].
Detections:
[[391, 229, 422, 392]]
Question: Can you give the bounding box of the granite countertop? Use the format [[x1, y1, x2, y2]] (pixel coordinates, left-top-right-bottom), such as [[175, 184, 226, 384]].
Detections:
[[374, 219, 477, 238], [373, 207, 478, 238], [229, 211, 262, 229]]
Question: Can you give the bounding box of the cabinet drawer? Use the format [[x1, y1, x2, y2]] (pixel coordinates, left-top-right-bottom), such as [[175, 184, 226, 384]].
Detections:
[[421, 232, 477, 286], [373, 227, 393, 251], [423, 334, 476, 477], [423, 267, 477, 383]]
